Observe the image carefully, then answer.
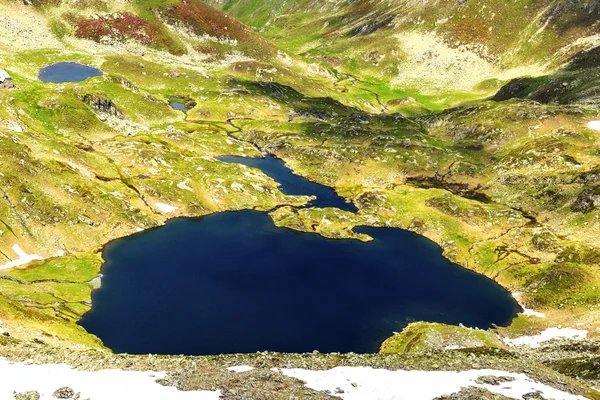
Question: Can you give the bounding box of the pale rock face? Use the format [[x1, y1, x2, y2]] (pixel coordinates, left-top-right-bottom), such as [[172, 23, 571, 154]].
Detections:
[[0, 3, 61, 51], [392, 31, 547, 93]]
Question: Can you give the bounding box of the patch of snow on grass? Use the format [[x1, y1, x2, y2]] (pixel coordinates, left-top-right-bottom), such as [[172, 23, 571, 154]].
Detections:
[[275, 367, 586, 400], [587, 121, 600, 131], [443, 345, 465, 350], [0, 358, 220, 400], [504, 328, 588, 348], [155, 202, 178, 213], [177, 180, 194, 192], [521, 307, 546, 318], [0, 244, 43, 271], [512, 292, 546, 318], [227, 366, 255, 373]]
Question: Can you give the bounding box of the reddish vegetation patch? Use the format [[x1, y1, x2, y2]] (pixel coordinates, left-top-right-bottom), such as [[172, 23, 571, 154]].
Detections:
[[196, 45, 216, 54], [75, 13, 184, 55], [322, 2, 374, 37], [163, 0, 275, 58], [444, 18, 493, 47], [25, 0, 62, 6]]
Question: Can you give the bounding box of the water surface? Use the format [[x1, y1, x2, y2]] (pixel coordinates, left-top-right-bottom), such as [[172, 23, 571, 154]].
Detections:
[[218, 155, 358, 212], [39, 62, 103, 83], [80, 154, 520, 355], [170, 101, 189, 111], [80, 211, 519, 355]]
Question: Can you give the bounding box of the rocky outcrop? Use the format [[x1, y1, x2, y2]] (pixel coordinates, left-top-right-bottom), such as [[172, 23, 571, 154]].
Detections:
[[493, 78, 538, 102], [81, 94, 123, 117], [572, 185, 600, 213], [14, 392, 40, 400], [0, 69, 14, 88], [434, 387, 517, 400], [0, 78, 14, 88]]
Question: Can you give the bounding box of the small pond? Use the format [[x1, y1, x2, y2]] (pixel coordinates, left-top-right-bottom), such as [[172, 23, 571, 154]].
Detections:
[[169, 96, 196, 112], [170, 101, 189, 111], [79, 155, 520, 356], [39, 62, 103, 83]]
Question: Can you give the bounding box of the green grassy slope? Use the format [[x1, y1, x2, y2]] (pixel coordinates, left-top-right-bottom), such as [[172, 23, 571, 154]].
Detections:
[[206, 0, 600, 103]]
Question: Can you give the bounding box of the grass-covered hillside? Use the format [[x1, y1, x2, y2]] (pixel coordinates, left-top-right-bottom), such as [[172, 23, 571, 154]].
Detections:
[[207, 0, 600, 103], [19, 0, 276, 58]]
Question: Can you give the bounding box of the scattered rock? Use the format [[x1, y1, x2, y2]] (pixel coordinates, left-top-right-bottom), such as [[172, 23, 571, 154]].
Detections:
[[475, 375, 516, 386], [52, 387, 75, 399], [434, 387, 516, 399], [571, 185, 600, 213], [81, 94, 123, 118], [522, 391, 547, 400], [14, 392, 40, 400]]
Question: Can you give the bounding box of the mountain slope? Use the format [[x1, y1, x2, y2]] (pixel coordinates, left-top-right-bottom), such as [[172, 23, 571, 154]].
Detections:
[[207, 0, 600, 98]]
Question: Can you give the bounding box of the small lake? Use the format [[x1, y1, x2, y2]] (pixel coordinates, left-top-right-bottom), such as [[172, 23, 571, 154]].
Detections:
[[79, 156, 520, 355], [39, 62, 103, 83]]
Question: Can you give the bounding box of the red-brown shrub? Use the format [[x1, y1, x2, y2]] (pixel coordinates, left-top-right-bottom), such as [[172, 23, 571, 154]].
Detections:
[[75, 12, 185, 55]]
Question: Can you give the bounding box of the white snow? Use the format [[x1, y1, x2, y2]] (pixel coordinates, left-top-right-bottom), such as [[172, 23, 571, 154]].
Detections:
[[227, 366, 255, 373], [155, 202, 179, 213], [512, 292, 546, 318], [177, 181, 194, 192], [521, 307, 546, 318], [587, 121, 600, 131], [0, 358, 220, 400], [0, 69, 10, 82], [0, 244, 43, 271], [275, 367, 586, 400], [503, 328, 588, 348], [443, 345, 465, 350]]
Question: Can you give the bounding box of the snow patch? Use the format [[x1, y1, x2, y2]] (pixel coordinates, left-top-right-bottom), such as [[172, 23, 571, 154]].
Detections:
[[227, 366, 255, 373], [177, 180, 194, 192], [0, 244, 43, 271], [443, 345, 466, 350], [155, 203, 178, 213], [275, 367, 586, 400], [521, 308, 546, 318], [587, 121, 600, 131], [504, 328, 588, 348], [512, 292, 546, 318], [0, 358, 220, 400]]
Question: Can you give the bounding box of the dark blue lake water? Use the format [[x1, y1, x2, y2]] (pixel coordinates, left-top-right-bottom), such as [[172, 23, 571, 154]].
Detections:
[[79, 156, 519, 355], [39, 62, 103, 83], [218, 155, 358, 212]]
